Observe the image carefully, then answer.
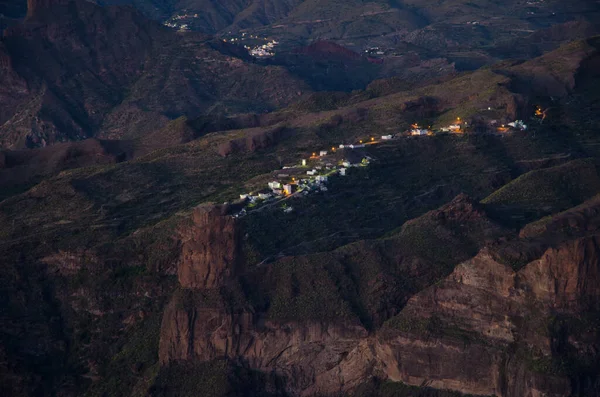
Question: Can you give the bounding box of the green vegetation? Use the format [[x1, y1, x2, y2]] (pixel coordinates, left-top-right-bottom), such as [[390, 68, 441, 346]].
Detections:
[[482, 158, 600, 216], [84, 314, 163, 397], [261, 255, 357, 322]]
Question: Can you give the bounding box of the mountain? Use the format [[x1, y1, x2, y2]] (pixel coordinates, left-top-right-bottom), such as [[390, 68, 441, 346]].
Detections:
[[3, 0, 599, 149], [2, 0, 600, 396], [0, 0, 310, 149], [93, 0, 600, 67], [1, 30, 600, 396]]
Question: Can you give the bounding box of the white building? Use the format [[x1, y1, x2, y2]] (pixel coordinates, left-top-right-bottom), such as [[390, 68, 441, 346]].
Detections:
[[342, 161, 351, 167], [411, 129, 429, 136], [307, 170, 317, 176], [283, 184, 293, 195], [339, 168, 347, 176], [268, 181, 282, 190], [339, 144, 345, 149], [302, 159, 307, 166], [320, 150, 327, 156], [508, 120, 527, 130], [316, 175, 328, 183], [258, 193, 271, 200], [381, 135, 392, 140], [240, 194, 249, 200]]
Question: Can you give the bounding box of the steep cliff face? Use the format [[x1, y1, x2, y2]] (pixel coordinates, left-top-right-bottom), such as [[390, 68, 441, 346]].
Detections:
[[160, 294, 372, 396], [158, 194, 600, 397], [380, 231, 600, 396], [160, 203, 378, 395], [177, 204, 243, 289]]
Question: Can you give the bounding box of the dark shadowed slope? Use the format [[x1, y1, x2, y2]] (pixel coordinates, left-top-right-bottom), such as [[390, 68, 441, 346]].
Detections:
[[0, 0, 310, 149]]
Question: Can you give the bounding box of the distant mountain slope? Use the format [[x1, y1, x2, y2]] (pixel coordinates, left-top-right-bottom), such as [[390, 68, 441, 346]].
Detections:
[[98, 0, 304, 32], [0, 0, 310, 149], [96, 0, 600, 57]]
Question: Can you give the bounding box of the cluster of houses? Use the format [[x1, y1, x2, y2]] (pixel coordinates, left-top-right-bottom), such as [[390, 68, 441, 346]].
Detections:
[[228, 114, 532, 219], [364, 47, 386, 56], [246, 40, 278, 57], [231, 143, 375, 217], [408, 117, 528, 136], [163, 12, 201, 31], [220, 33, 279, 57]]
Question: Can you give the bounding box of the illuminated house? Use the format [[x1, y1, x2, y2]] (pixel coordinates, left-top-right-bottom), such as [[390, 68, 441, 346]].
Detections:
[[320, 151, 327, 156], [283, 184, 293, 195], [441, 124, 461, 132], [268, 181, 282, 190], [381, 135, 392, 140], [508, 120, 527, 130], [411, 129, 429, 136]]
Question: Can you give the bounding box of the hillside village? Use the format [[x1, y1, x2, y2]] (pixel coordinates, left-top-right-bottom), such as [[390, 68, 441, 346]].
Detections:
[[232, 144, 372, 218], [229, 111, 533, 218], [223, 32, 279, 57]]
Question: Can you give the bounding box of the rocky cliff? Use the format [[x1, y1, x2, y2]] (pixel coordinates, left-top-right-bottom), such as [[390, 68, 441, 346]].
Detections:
[[159, 195, 600, 396], [177, 204, 243, 289]]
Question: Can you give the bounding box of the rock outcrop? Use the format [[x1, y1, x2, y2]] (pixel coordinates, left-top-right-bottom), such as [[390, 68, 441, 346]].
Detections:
[[177, 204, 243, 290], [158, 193, 600, 397], [159, 291, 372, 395], [380, 232, 600, 396]]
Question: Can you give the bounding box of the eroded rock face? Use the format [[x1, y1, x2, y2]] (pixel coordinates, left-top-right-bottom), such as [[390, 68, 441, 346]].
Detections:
[[379, 235, 600, 396], [159, 197, 600, 397], [159, 291, 372, 396], [520, 236, 600, 312], [177, 204, 242, 289]]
